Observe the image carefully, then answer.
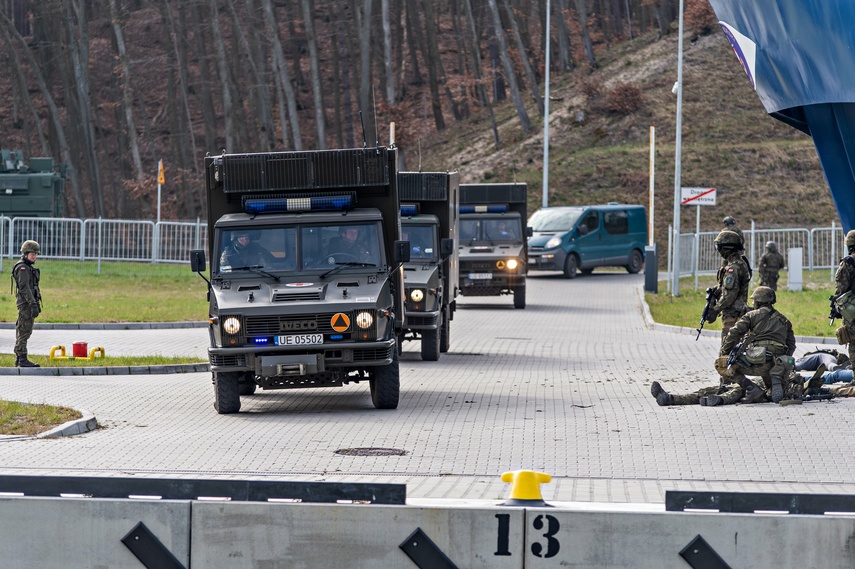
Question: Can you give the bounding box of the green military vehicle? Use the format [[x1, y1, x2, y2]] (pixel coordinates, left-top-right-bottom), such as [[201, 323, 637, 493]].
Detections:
[[458, 183, 529, 309], [190, 147, 410, 414], [397, 171, 460, 360], [0, 149, 66, 217]]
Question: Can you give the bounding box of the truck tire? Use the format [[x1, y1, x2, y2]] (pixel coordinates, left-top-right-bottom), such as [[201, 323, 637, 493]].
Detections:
[[370, 350, 400, 409], [563, 254, 578, 279], [439, 313, 451, 353], [513, 286, 526, 309], [421, 325, 441, 361], [626, 249, 644, 273], [239, 372, 257, 395], [214, 371, 241, 414]]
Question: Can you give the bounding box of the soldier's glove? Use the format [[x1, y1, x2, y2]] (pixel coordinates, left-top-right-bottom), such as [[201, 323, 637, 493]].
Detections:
[[30, 303, 40, 318], [706, 308, 719, 323]]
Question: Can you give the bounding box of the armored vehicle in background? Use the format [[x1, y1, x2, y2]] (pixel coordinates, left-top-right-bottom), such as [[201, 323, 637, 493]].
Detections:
[[458, 183, 529, 309], [191, 147, 410, 414], [0, 149, 66, 217], [397, 171, 460, 360]]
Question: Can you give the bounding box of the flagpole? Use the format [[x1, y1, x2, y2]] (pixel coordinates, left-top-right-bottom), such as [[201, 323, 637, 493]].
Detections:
[[157, 159, 163, 224]]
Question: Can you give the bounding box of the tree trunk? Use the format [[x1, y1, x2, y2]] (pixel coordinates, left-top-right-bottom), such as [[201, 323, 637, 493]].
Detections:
[[381, 0, 395, 104], [109, 0, 144, 182], [575, 0, 598, 70], [188, 0, 219, 152], [554, 0, 575, 72], [358, 0, 376, 145], [262, 0, 303, 150], [463, 0, 500, 149], [301, 0, 327, 148], [501, 0, 543, 116], [208, 0, 236, 152], [487, 0, 531, 132]]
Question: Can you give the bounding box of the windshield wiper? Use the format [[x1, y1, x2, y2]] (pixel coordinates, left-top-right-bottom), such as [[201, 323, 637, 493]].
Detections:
[[320, 262, 376, 279], [229, 265, 280, 281]]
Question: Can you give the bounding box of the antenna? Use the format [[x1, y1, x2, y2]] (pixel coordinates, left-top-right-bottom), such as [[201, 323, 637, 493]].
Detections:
[[418, 139, 422, 173], [359, 111, 367, 148], [372, 86, 379, 147]]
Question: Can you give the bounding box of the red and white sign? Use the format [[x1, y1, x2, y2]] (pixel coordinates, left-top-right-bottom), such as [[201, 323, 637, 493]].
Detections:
[[681, 187, 717, 206]]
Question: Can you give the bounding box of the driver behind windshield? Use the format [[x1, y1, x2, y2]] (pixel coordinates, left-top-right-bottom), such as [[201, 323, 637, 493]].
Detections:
[[220, 230, 277, 271], [325, 226, 373, 264]]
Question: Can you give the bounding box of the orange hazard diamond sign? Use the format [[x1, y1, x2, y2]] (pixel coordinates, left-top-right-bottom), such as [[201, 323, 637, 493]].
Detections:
[[330, 313, 350, 332]]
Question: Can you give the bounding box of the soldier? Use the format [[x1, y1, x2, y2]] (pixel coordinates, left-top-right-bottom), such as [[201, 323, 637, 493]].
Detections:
[[650, 376, 743, 407], [722, 216, 745, 247], [759, 241, 785, 290], [720, 286, 798, 404], [11, 240, 42, 367], [832, 229, 855, 364], [219, 230, 276, 271], [325, 226, 374, 263], [705, 230, 752, 345]]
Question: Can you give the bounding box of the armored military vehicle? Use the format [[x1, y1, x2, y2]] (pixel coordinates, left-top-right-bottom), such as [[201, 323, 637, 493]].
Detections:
[[458, 183, 529, 309], [190, 147, 410, 414], [397, 171, 460, 360], [0, 149, 66, 218]]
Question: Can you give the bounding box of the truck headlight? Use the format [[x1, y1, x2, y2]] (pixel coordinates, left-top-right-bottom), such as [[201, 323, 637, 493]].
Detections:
[[546, 236, 562, 249], [356, 311, 374, 329], [223, 316, 241, 334], [410, 289, 424, 302], [506, 259, 518, 270]]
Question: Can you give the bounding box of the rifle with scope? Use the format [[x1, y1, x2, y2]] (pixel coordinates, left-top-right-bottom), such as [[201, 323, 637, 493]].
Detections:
[[696, 287, 719, 340]]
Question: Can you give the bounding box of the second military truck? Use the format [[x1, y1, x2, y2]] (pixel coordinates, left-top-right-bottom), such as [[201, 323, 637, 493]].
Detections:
[[457, 183, 529, 309], [397, 171, 460, 360], [191, 146, 409, 414]]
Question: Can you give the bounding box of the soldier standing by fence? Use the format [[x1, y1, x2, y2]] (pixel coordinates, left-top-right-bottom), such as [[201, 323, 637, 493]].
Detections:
[[832, 230, 855, 365], [705, 230, 752, 346], [759, 241, 785, 290], [11, 240, 42, 367]]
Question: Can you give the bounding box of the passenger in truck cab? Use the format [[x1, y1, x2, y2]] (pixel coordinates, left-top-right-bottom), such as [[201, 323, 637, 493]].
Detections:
[[325, 226, 374, 263], [219, 230, 276, 271]]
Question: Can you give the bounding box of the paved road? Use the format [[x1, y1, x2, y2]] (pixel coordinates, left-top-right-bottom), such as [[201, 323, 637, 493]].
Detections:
[[0, 272, 850, 504]]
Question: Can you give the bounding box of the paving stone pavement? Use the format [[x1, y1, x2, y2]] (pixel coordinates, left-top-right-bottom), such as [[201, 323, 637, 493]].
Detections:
[[0, 272, 852, 504]]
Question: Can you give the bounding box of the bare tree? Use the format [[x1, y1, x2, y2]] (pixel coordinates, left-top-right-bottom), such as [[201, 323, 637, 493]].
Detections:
[[381, 0, 394, 104], [574, 0, 598, 70], [487, 0, 532, 132], [463, 0, 500, 149], [358, 0, 377, 143], [263, 0, 303, 150], [188, 0, 219, 152], [501, 0, 544, 116], [109, 0, 144, 182], [301, 0, 327, 148], [208, 0, 236, 152]]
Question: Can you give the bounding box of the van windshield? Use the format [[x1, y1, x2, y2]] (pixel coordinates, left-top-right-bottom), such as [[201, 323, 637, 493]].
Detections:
[[528, 208, 584, 232]]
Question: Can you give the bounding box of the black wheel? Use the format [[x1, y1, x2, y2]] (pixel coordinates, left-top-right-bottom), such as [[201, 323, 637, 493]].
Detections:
[[580, 268, 594, 275], [439, 311, 451, 353], [513, 286, 526, 309], [563, 254, 578, 279], [238, 372, 257, 395], [214, 371, 241, 414], [370, 349, 400, 409], [421, 326, 441, 361], [626, 249, 644, 273]]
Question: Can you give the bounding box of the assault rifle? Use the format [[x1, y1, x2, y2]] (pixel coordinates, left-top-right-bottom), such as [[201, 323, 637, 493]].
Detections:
[[725, 338, 748, 370], [830, 295, 842, 326], [696, 287, 719, 340]]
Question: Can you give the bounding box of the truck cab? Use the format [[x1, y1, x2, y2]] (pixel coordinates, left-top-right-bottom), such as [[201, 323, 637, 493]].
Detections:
[[457, 183, 529, 309], [397, 171, 460, 360], [191, 147, 409, 414]]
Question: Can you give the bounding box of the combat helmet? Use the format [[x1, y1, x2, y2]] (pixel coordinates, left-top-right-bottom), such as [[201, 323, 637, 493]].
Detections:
[[752, 286, 776, 306], [766, 241, 777, 251], [714, 230, 741, 253], [20, 240, 40, 255], [846, 229, 855, 249], [723, 216, 736, 227]]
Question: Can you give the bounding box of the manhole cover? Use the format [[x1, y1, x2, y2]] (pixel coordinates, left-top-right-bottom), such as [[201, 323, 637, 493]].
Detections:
[[334, 447, 408, 456]]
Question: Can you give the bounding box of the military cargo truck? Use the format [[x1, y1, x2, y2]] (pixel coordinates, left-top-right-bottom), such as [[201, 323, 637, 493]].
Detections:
[[0, 149, 66, 218], [458, 183, 529, 309], [397, 171, 460, 360], [190, 147, 410, 414]]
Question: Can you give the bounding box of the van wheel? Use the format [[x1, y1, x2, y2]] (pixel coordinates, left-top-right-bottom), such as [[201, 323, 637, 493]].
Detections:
[[513, 286, 526, 309], [370, 349, 400, 409], [213, 371, 241, 414], [563, 254, 578, 279], [626, 249, 644, 273]]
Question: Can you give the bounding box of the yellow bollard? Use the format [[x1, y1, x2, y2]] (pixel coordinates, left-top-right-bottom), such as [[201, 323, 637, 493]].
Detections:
[[87, 347, 105, 360], [500, 469, 552, 507], [49, 346, 69, 360]]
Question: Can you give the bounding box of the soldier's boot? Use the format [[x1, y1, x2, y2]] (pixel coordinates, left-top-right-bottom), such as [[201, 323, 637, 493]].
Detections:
[[805, 364, 827, 390], [770, 376, 785, 404], [700, 394, 723, 406], [740, 380, 766, 404], [16, 357, 40, 368], [650, 381, 673, 406]]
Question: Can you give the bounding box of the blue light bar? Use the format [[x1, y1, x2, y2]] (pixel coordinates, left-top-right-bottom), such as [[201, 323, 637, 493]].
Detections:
[[244, 194, 354, 214], [459, 204, 509, 213], [329, 334, 344, 341], [253, 337, 271, 345], [400, 204, 419, 216]]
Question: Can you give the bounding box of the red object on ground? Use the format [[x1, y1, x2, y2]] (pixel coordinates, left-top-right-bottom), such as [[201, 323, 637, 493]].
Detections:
[[72, 342, 88, 358]]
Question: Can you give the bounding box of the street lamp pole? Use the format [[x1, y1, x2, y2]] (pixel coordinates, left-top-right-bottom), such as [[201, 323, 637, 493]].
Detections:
[[671, 0, 684, 296], [542, 0, 551, 209]]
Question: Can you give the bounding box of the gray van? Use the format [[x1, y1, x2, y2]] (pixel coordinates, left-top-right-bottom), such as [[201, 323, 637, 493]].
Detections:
[[527, 203, 647, 278]]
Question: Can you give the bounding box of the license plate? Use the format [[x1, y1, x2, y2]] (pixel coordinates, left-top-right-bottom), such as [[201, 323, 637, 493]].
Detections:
[[468, 272, 492, 280], [275, 334, 323, 346]]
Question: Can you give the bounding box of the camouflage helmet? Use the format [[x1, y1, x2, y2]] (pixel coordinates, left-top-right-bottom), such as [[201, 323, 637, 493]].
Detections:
[[846, 230, 855, 248], [20, 240, 40, 255], [723, 216, 736, 227], [752, 286, 776, 305], [714, 230, 741, 248], [766, 241, 777, 251]]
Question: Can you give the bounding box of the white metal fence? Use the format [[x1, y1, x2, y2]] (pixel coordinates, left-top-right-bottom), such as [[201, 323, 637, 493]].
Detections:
[[0, 216, 207, 265]]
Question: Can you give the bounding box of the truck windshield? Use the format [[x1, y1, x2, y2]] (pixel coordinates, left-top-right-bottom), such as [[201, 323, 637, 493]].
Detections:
[[528, 208, 584, 232], [402, 223, 437, 261], [460, 218, 522, 242], [218, 227, 297, 273], [301, 222, 383, 269]]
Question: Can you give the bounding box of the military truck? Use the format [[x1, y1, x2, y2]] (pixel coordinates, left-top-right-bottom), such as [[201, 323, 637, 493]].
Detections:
[[397, 171, 460, 360], [458, 183, 529, 309], [0, 149, 66, 217], [190, 147, 410, 414]]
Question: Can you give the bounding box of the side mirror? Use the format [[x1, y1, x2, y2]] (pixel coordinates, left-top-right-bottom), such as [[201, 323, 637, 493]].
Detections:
[[394, 240, 411, 263], [526, 226, 533, 238], [440, 237, 454, 257], [190, 249, 207, 272], [578, 224, 589, 236]]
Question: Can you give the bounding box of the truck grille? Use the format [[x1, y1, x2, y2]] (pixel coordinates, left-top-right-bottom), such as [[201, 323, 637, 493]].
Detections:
[[210, 353, 247, 367], [272, 291, 322, 302], [353, 346, 393, 362]]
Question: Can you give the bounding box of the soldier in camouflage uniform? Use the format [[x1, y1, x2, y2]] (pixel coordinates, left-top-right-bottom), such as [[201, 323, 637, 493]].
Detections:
[[720, 286, 798, 404], [706, 230, 752, 345], [722, 216, 745, 248], [650, 377, 743, 407], [832, 229, 855, 364], [759, 241, 785, 290], [11, 240, 42, 367]]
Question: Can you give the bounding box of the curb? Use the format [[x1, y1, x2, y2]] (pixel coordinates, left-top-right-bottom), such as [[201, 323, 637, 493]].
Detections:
[[0, 363, 210, 376], [0, 410, 98, 441], [0, 321, 207, 330]]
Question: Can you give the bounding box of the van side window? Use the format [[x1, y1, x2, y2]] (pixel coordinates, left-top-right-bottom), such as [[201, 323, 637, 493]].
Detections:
[[581, 211, 599, 231], [604, 210, 629, 234]]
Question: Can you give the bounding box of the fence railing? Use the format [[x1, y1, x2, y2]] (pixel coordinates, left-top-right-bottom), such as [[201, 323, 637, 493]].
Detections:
[[0, 216, 208, 265]]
